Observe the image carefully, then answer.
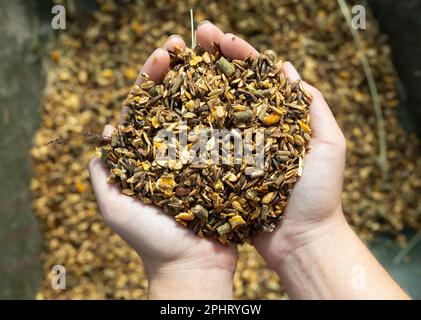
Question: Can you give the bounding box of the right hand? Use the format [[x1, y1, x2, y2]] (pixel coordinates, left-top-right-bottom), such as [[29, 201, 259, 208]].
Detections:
[[253, 62, 348, 269], [196, 21, 348, 270]]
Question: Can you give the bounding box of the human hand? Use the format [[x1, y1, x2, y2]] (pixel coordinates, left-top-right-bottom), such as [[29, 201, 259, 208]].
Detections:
[[89, 34, 242, 299], [250, 46, 348, 269], [89, 25, 278, 298], [89, 20, 348, 299], [196, 22, 407, 300], [195, 21, 348, 270]]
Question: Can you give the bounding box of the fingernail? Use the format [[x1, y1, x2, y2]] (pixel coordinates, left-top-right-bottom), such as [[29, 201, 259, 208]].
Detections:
[[168, 34, 182, 40], [284, 61, 301, 81], [225, 33, 236, 41], [198, 20, 211, 27], [149, 48, 166, 64], [103, 124, 116, 136], [151, 54, 159, 64]]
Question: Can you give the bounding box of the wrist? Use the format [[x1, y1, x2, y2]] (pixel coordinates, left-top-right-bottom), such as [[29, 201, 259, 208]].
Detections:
[[255, 207, 348, 270], [274, 213, 351, 270], [148, 263, 235, 299]]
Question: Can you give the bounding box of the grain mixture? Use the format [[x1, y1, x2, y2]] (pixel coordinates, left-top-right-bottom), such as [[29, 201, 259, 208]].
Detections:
[[31, 0, 421, 299], [98, 47, 311, 244]]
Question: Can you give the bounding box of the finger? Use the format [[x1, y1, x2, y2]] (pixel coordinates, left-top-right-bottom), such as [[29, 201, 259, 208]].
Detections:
[[89, 124, 137, 223], [89, 157, 117, 199], [197, 21, 259, 60], [135, 48, 170, 85], [89, 143, 123, 222], [121, 48, 171, 123], [88, 150, 181, 249], [163, 34, 186, 52], [88, 154, 130, 211], [282, 61, 343, 143], [220, 33, 259, 60], [282, 61, 301, 82], [196, 20, 224, 52], [102, 124, 115, 137]]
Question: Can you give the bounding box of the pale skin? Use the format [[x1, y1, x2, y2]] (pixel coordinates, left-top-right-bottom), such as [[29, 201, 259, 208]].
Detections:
[[89, 21, 410, 300]]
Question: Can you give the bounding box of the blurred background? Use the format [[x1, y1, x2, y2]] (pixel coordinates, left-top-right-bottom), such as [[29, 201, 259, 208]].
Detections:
[[0, 0, 420, 299]]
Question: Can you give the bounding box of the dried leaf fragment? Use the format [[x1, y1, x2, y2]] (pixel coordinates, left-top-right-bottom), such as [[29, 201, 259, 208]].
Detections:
[[229, 215, 246, 229], [156, 175, 176, 196], [175, 211, 195, 222]]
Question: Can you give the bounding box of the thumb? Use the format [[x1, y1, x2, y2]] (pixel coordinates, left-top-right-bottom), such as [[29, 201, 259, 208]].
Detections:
[[282, 62, 345, 147], [88, 124, 119, 219]]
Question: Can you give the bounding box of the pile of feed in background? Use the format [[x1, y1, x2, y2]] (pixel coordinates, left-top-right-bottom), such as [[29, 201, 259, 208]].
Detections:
[[31, 0, 421, 299], [99, 47, 311, 244]]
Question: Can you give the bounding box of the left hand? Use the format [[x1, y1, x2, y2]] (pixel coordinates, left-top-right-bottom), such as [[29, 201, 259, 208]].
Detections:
[[89, 29, 253, 299]]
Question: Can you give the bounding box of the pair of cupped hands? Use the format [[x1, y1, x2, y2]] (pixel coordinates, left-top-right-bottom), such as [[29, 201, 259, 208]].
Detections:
[[89, 21, 347, 299]]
